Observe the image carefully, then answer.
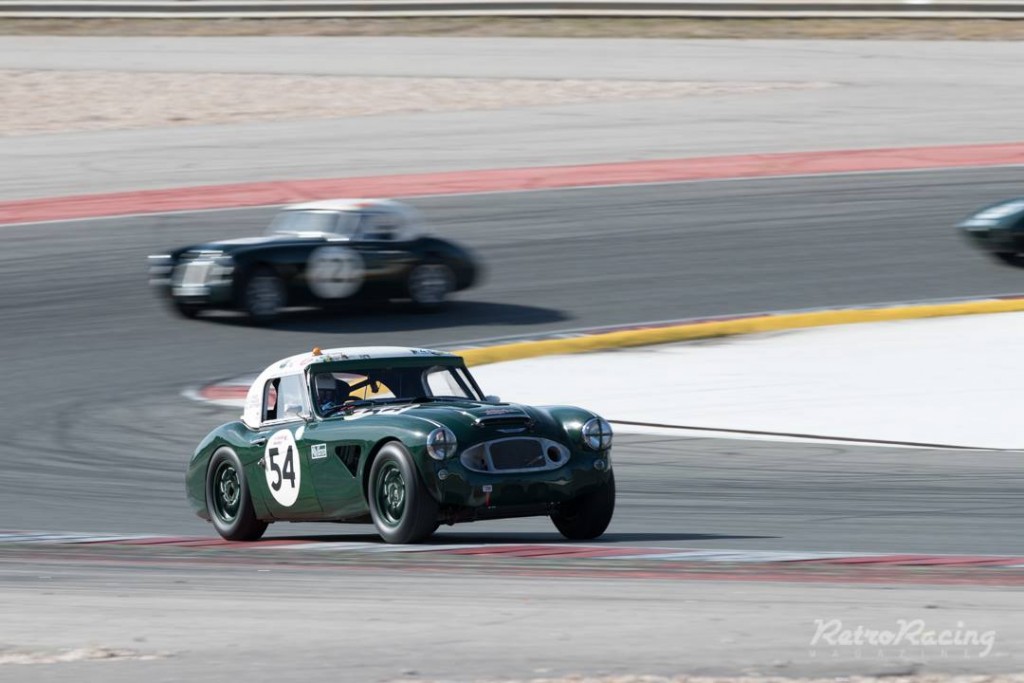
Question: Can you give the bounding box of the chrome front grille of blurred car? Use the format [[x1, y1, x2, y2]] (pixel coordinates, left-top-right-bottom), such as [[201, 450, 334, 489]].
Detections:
[[460, 438, 569, 474], [176, 260, 214, 287]]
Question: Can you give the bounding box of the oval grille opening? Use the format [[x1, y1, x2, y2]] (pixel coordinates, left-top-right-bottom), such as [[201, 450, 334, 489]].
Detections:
[[490, 439, 545, 470], [459, 438, 568, 473]]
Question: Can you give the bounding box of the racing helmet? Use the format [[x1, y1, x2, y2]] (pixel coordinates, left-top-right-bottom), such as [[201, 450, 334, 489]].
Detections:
[[314, 373, 351, 411]]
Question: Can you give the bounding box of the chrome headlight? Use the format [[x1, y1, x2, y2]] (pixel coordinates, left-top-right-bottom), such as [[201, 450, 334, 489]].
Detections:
[[210, 254, 235, 282], [582, 417, 612, 450], [426, 426, 457, 461]]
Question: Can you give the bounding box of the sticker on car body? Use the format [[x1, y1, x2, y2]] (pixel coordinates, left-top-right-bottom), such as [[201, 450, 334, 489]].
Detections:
[[311, 443, 328, 460], [344, 404, 417, 420], [264, 429, 302, 507], [306, 246, 365, 299]]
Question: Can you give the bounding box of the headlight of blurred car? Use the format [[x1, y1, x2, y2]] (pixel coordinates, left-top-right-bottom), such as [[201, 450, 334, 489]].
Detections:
[[582, 417, 613, 450], [426, 426, 457, 460], [210, 254, 235, 282]]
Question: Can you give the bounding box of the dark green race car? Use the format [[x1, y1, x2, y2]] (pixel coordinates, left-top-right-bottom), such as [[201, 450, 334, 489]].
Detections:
[[958, 198, 1024, 266], [186, 346, 615, 543]]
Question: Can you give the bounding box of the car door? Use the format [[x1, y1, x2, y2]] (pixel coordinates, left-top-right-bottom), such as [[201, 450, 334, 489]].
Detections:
[[301, 419, 367, 521], [247, 374, 323, 520], [348, 211, 419, 291]]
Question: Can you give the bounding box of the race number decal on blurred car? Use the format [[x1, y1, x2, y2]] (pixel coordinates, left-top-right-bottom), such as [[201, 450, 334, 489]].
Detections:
[[264, 429, 301, 507], [307, 246, 365, 299]]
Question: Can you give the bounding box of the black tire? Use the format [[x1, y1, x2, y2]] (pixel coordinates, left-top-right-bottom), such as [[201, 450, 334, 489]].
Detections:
[[551, 471, 616, 541], [239, 267, 286, 323], [992, 252, 1024, 268], [407, 261, 455, 311], [367, 442, 439, 544], [171, 300, 202, 319], [206, 448, 268, 542]]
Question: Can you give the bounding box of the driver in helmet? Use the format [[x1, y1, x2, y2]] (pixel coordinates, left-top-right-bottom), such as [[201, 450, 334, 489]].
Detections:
[[314, 373, 351, 414]]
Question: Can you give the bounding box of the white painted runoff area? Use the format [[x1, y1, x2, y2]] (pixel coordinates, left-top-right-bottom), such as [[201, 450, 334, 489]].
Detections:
[[472, 312, 1024, 450]]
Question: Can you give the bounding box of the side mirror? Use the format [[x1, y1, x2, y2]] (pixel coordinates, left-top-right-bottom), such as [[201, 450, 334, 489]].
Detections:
[[484, 395, 501, 403]]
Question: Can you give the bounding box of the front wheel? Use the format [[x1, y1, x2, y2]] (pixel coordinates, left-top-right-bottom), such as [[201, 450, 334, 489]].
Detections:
[[407, 261, 455, 311], [368, 443, 439, 544], [240, 267, 286, 323], [551, 471, 615, 541], [206, 448, 268, 541]]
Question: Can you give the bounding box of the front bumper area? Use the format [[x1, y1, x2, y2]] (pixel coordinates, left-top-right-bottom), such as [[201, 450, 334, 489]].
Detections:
[[166, 282, 235, 306], [148, 254, 235, 306], [426, 447, 613, 515]]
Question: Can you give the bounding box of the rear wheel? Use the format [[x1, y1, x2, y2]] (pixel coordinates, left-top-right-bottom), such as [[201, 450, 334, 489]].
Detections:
[[407, 261, 455, 310], [206, 448, 267, 541], [551, 471, 615, 541], [368, 443, 439, 544], [240, 267, 286, 323]]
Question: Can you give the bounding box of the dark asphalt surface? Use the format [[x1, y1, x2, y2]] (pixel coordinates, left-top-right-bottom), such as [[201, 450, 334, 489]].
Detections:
[[3, 167, 1024, 554]]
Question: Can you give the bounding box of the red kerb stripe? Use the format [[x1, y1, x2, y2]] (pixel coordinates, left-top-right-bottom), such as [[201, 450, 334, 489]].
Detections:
[[3, 142, 1024, 225]]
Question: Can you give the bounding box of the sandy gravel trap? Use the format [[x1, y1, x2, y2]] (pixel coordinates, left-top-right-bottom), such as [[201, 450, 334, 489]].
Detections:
[[0, 69, 828, 135]]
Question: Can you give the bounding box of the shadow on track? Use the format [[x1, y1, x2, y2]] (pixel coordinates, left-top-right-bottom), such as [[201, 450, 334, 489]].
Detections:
[[192, 300, 570, 333]]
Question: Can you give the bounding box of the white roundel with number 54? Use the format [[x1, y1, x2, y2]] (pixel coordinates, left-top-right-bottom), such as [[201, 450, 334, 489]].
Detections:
[[307, 246, 365, 299], [264, 429, 301, 507]]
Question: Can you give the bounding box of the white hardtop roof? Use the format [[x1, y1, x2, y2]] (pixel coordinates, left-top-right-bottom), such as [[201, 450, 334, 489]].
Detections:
[[264, 346, 457, 377], [282, 198, 412, 213], [242, 346, 458, 428]]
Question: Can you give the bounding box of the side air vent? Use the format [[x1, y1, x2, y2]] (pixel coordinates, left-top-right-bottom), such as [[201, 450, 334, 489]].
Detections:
[[335, 445, 362, 477]]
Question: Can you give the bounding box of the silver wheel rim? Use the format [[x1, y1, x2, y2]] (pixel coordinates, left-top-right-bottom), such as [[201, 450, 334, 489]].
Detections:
[[247, 275, 284, 318], [409, 264, 453, 305]]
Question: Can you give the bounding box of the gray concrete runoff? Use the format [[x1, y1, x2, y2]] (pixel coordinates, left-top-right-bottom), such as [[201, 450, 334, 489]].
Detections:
[[0, 566, 1022, 681], [0, 37, 1023, 199]]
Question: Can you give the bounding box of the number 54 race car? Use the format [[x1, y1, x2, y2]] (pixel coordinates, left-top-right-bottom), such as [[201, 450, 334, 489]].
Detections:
[[186, 347, 616, 544], [148, 199, 480, 323]]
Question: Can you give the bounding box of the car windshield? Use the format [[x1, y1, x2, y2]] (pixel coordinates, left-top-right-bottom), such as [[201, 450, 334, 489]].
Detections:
[[311, 364, 484, 416], [268, 210, 360, 237]]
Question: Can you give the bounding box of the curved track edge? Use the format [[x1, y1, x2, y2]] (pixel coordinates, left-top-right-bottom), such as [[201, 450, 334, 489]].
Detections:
[[3, 141, 1024, 225], [457, 294, 1024, 365]]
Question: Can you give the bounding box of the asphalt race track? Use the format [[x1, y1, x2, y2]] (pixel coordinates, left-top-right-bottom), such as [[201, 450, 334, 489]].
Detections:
[[2, 166, 1024, 547], [4, 168, 1024, 679]]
